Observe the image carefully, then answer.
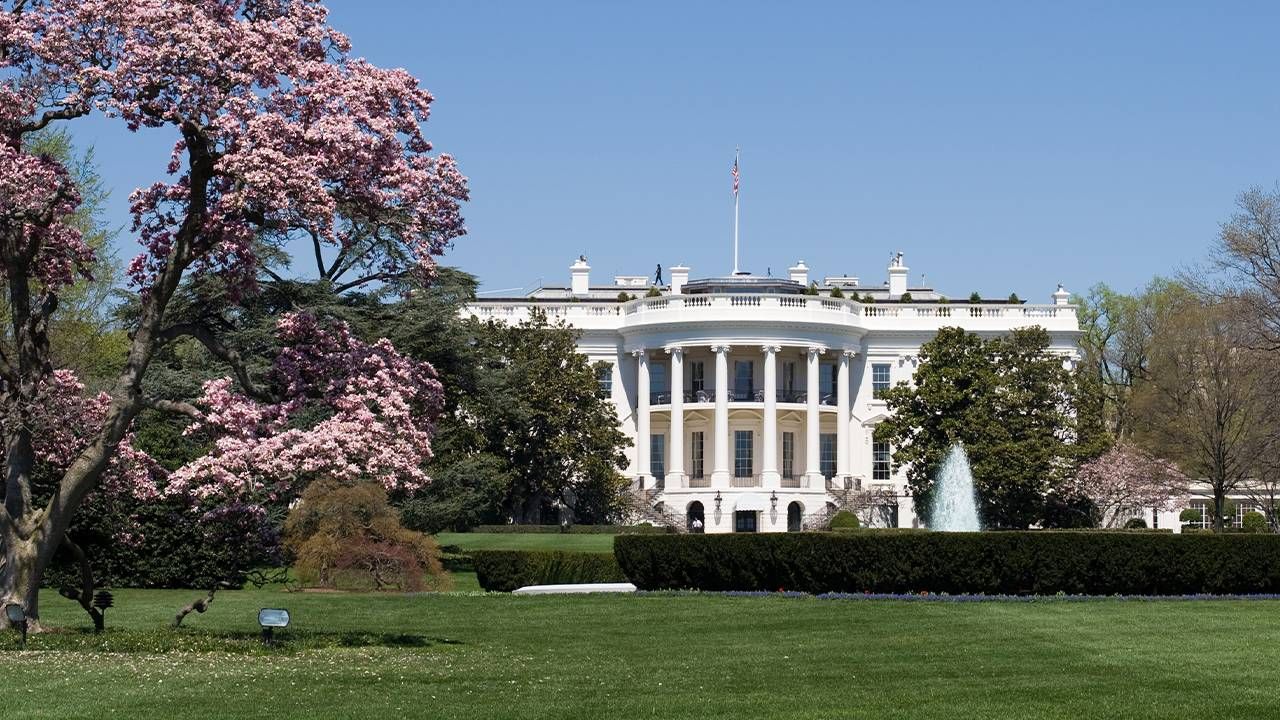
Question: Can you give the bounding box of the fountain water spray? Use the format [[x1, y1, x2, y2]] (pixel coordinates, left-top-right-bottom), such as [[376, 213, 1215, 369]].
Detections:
[[930, 444, 981, 531]]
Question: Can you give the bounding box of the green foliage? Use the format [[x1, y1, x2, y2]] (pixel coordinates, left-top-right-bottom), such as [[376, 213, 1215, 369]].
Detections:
[[1124, 517, 1148, 529], [399, 453, 512, 533], [1179, 508, 1202, 523], [645, 286, 662, 298], [829, 511, 860, 529], [969, 292, 982, 303], [875, 327, 1083, 528], [939, 296, 949, 304], [804, 283, 820, 296], [830, 286, 845, 299], [1008, 293, 1021, 304], [861, 293, 876, 304], [617, 291, 633, 302], [899, 292, 913, 302], [1242, 511, 1268, 534], [471, 550, 625, 592], [614, 532, 1280, 595], [464, 525, 671, 534]]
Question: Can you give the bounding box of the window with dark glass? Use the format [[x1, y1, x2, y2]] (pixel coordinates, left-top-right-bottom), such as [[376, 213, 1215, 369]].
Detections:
[[873, 441, 891, 481], [820, 363, 835, 397], [690, 361, 705, 394], [649, 364, 666, 401], [782, 432, 795, 479], [650, 434, 665, 480], [691, 432, 704, 478], [595, 364, 612, 397], [734, 430, 754, 477], [820, 433, 836, 480], [783, 361, 796, 396], [734, 360, 754, 400], [734, 510, 758, 533], [872, 363, 891, 399]]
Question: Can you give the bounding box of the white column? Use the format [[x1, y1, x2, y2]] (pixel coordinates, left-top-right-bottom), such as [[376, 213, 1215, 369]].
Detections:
[[666, 347, 685, 488], [805, 346, 824, 487], [634, 349, 650, 487], [761, 345, 780, 488], [711, 345, 731, 487], [836, 350, 853, 486]]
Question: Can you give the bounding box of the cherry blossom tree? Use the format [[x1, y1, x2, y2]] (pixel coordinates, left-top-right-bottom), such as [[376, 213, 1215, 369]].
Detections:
[[1071, 443, 1187, 528], [0, 0, 466, 624]]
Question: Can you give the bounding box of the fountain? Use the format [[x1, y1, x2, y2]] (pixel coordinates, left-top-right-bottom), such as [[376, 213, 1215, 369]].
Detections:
[[930, 444, 981, 531]]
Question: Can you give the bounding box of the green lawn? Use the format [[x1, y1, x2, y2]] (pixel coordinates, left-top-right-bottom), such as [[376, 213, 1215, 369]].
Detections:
[[1, 588, 1276, 719], [435, 531, 616, 553]]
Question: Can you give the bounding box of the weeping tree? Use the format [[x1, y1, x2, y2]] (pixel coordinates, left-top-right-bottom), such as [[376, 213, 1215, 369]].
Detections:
[[0, 0, 467, 627]]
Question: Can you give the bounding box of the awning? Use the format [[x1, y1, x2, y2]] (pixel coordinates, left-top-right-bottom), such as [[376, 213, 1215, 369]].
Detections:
[[734, 493, 769, 512]]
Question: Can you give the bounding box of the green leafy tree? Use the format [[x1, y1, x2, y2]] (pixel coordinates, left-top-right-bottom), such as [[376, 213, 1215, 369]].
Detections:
[[876, 327, 1081, 528]]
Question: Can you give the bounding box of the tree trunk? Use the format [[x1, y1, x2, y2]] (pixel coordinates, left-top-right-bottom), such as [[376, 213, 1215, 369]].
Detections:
[[0, 532, 46, 631], [1213, 489, 1226, 534]]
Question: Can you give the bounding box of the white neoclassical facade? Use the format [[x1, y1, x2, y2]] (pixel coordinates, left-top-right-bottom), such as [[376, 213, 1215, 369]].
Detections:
[[464, 254, 1080, 533]]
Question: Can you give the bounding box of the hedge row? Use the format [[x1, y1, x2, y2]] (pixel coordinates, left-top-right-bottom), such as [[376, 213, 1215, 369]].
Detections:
[[472, 550, 627, 592], [613, 531, 1280, 595], [470, 524, 673, 535]]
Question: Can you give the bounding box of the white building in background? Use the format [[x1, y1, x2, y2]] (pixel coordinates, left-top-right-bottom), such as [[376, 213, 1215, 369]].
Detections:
[[464, 254, 1080, 533]]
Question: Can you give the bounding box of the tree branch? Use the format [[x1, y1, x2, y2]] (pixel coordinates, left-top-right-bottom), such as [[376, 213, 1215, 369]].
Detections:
[[142, 397, 202, 419], [156, 323, 273, 401]]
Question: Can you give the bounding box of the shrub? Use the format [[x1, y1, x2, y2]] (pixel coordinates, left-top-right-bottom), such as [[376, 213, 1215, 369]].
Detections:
[[645, 286, 662, 298], [1179, 509, 1202, 524], [830, 286, 845, 299], [1242, 512, 1268, 534], [468, 524, 672, 534], [1124, 518, 1148, 529], [472, 550, 625, 592], [1008, 293, 1021, 304], [829, 511, 860, 530], [613, 532, 1280, 595], [286, 481, 448, 592], [969, 292, 982, 303], [939, 296, 949, 304], [861, 293, 875, 304], [803, 283, 820, 296], [617, 292, 633, 302], [899, 292, 913, 302]]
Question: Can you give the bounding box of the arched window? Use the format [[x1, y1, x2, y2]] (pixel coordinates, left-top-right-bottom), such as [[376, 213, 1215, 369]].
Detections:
[[687, 501, 705, 533], [787, 501, 803, 532]]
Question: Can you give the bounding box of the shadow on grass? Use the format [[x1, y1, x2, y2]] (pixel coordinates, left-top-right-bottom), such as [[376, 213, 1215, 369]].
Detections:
[[2, 627, 464, 654]]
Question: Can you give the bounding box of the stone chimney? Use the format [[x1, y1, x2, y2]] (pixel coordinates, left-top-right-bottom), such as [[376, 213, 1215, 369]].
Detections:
[[789, 261, 809, 287], [887, 252, 908, 298], [570, 256, 590, 296], [1053, 284, 1071, 306], [670, 265, 690, 294]]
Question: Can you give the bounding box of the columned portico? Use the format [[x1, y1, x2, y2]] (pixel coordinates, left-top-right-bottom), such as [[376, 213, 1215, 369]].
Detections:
[[711, 345, 731, 487], [634, 349, 650, 487], [666, 346, 685, 487], [804, 346, 824, 487], [761, 345, 780, 489]]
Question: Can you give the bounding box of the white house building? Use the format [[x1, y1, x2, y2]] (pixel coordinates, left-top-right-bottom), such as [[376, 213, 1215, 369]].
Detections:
[[464, 254, 1081, 533]]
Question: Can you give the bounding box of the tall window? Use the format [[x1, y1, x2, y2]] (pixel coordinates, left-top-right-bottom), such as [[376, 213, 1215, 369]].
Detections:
[[734, 361, 754, 400], [650, 434, 665, 480], [872, 363, 891, 399], [595, 364, 612, 397], [782, 432, 795, 479], [649, 364, 666, 400], [690, 361, 705, 394], [820, 433, 836, 480], [873, 441, 891, 481], [820, 363, 836, 397], [1189, 501, 1212, 529], [734, 430, 754, 477], [691, 432, 705, 478], [783, 361, 796, 395], [787, 502, 802, 532]]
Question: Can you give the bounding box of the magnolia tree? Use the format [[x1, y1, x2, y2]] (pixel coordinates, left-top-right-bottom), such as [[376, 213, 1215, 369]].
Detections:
[[0, 0, 466, 624], [1071, 443, 1187, 528]]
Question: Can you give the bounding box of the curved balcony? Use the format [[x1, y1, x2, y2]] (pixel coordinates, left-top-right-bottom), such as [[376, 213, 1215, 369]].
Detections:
[[648, 389, 836, 406]]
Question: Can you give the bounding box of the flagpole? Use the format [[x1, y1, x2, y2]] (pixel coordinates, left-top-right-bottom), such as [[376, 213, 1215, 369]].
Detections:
[[732, 147, 740, 275]]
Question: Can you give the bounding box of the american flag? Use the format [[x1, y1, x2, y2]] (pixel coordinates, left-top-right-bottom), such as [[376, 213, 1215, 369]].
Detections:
[[731, 156, 739, 197]]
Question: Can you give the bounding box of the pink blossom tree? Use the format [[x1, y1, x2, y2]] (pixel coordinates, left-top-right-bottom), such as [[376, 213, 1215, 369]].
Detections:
[[0, 0, 466, 625], [1071, 443, 1187, 528]]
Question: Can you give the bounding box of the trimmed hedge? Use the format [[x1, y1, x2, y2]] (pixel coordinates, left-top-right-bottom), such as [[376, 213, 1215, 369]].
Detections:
[[613, 531, 1280, 595], [472, 550, 626, 592], [470, 524, 673, 535]]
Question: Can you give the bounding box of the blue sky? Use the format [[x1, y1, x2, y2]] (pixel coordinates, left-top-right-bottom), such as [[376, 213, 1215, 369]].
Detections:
[[74, 1, 1280, 301]]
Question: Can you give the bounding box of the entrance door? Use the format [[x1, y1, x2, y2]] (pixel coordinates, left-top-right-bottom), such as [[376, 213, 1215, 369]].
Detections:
[[734, 510, 758, 533]]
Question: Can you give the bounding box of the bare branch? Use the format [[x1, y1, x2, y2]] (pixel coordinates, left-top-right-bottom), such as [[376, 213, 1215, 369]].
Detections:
[[156, 323, 273, 401]]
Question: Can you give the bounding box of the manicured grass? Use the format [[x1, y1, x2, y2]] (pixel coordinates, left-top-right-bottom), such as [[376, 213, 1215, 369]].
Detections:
[[1, 589, 1277, 719], [435, 531, 616, 553]]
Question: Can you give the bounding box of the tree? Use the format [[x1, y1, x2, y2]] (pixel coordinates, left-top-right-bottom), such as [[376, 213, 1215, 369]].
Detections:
[[0, 1, 466, 624], [464, 310, 630, 525], [1068, 443, 1187, 528], [876, 327, 1081, 528], [1210, 185, 1280, 351], [1131, 294, 1279, 532], [286, 479, 447, 592]]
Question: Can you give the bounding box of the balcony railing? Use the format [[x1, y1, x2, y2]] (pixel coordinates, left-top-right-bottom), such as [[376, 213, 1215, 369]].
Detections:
[[781, 475, 803, 488], [731, 474, 761, 488], [650, 388, 838, 405], [688, 475, 710, 488]]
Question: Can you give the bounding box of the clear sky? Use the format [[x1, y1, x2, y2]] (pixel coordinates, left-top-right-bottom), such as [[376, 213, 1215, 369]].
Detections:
[[74, 1, 1280, 301]]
